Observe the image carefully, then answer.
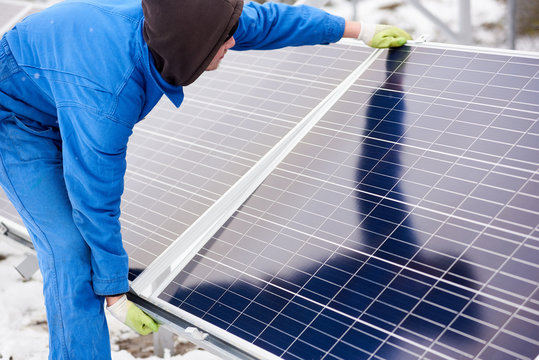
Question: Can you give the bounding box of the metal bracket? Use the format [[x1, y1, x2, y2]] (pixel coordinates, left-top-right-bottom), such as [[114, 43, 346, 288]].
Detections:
[[0, 220, 34, 249], [406, 34, 430, 44], [153, 326, 176, 358], [0, 221, 8, 236], [14, 253, 40, 281], [0, 219, 38, 280], [185, 327, 209, 341]]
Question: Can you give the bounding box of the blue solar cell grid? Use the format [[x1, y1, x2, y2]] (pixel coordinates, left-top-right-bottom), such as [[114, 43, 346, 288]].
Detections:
[[159, 46, 539, 360]]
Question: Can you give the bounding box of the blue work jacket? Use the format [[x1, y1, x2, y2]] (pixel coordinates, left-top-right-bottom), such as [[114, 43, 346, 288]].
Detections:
[[4, 0, 345, 294]]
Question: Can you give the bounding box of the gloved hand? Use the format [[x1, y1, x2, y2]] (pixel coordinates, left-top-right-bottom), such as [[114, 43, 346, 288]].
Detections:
[[358, 23, 412, 48], [107, 295, 160, 335]]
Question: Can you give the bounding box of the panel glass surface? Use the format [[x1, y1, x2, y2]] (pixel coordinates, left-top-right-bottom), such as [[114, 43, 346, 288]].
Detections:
[[122, 44, 375, 279], [159, 46, 539, 360]]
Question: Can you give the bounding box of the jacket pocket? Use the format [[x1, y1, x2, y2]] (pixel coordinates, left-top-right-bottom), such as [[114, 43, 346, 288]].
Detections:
[[14, 116, 58, 138], [8, 115, 62, 162]]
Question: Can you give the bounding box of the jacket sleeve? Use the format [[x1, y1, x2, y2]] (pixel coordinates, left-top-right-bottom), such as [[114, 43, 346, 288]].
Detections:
[[233, 2, 346, 51], [58, 106, 132, 296]]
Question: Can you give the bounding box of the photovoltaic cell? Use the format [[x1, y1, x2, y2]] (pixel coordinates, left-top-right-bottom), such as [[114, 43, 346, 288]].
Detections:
[[158, 46, 539, 359], [119, 44, 375, 279]]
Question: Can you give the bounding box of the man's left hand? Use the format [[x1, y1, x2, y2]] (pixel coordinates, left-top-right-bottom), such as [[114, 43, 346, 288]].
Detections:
[[107, 295, 160, 335]]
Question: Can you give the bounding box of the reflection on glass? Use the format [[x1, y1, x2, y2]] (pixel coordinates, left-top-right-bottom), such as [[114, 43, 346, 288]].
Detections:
[[353, 49, 480, 358]]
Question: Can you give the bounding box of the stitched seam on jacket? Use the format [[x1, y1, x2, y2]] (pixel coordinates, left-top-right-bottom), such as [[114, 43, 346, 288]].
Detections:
[[56, 103, 133, 128]]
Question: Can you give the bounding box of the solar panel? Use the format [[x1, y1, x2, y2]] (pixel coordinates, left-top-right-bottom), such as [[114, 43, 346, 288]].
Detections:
[[153, 45, 539, 359]]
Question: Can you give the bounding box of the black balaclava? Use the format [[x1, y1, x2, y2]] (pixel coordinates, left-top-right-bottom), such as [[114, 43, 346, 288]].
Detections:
[[142, 0, 243, 86]]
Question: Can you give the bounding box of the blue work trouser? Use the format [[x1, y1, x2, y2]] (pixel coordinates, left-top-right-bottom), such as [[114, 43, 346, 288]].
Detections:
[[0, 38, 112, 360]]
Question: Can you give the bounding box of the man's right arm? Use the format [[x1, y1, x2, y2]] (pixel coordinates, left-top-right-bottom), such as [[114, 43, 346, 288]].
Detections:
[[232, 2, 345, 51], [232, 2, 411, 51], [57, 106, 132, 298]]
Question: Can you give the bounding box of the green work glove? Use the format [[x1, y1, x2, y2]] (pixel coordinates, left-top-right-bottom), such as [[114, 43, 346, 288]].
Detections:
[[107, 295, 160, 335], [358, 23, 413, 48]]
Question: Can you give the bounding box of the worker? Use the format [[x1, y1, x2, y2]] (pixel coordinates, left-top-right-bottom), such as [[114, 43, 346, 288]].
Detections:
[[0, 0, 411, 358]]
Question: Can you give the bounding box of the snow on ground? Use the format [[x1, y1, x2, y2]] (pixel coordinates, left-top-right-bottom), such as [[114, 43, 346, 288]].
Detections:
[[0, 241, 49, 360]]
